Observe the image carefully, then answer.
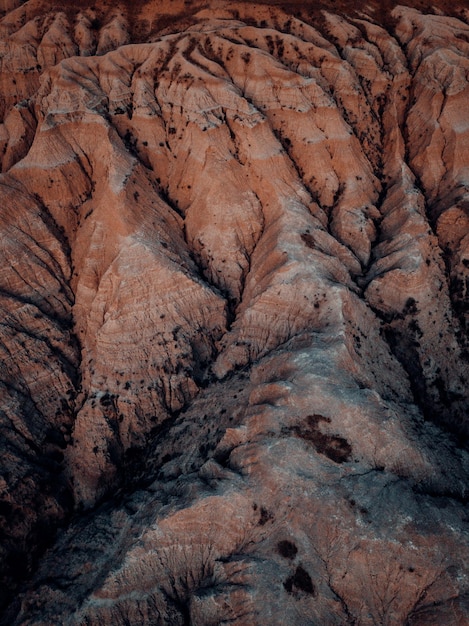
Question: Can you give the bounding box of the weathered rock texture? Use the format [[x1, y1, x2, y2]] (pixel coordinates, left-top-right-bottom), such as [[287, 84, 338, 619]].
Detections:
[[1, 0, 469, 623]]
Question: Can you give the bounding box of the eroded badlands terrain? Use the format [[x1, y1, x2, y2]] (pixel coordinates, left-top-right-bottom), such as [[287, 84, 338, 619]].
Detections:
[[0, 0, 469, 623]]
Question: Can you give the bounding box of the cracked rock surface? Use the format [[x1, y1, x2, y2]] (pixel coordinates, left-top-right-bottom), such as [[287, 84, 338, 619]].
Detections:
[[1, 0, 469, 624]]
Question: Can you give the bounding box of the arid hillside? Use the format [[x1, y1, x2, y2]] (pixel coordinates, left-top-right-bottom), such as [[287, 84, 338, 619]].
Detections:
[[0, 0, 469, 624]]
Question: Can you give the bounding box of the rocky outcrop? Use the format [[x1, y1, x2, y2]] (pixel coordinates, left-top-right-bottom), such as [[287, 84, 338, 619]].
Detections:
[[1, 1, 469, 624]]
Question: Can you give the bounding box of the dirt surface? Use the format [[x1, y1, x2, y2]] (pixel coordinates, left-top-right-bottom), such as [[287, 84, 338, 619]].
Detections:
[[0, 0, 469, 623]]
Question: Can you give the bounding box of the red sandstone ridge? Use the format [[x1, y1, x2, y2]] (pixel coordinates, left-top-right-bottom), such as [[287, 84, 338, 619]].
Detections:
[[0, 0, 469, 624]]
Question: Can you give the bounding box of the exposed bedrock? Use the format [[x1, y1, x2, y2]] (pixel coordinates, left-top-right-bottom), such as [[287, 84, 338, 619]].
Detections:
[[0, 1, 468, 624]]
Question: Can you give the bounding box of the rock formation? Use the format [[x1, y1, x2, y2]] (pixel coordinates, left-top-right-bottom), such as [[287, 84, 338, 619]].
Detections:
[[0, 0, 468, 623]]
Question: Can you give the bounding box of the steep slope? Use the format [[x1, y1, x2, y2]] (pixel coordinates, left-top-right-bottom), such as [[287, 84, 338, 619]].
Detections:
[[1, 1, 469, 624]]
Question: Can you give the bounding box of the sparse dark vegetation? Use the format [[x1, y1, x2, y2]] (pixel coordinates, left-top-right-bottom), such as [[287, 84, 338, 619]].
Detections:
[[277, 539, 298, 560], [284, 565, 315, 595], [258, 506, 274, 525], [288, 415, 352, 464]]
